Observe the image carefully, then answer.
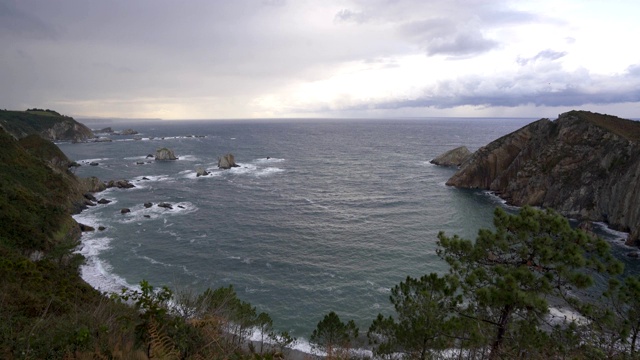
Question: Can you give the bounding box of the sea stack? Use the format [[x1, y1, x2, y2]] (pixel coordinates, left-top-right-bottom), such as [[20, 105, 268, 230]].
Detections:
[[218, 153, 239, 169], [155, 147, 178, 161]]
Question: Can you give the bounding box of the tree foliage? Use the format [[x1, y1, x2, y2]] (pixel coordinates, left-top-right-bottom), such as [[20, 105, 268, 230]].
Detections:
[[368, 273, 459, 359], [436, 206, 622, 358], [311, 311, 359, 358]]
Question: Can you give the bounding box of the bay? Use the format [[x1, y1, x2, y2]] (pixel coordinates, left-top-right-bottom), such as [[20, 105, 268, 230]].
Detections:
[[58, 117, 634, 349]]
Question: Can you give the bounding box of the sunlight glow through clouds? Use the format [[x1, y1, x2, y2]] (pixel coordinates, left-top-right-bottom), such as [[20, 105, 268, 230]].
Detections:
[[1, 0, 640, 119]]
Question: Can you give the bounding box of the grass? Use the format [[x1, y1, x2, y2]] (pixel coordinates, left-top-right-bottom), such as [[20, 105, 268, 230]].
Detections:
[[568, 110, 640, 141]]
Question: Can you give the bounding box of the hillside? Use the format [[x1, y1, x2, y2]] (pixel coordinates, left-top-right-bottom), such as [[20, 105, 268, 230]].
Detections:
[[0, 109, 94, 142], [446, 110, 640, 246]]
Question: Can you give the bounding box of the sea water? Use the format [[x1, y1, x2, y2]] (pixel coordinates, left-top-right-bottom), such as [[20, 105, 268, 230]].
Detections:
[[58, 118, 637, 350]]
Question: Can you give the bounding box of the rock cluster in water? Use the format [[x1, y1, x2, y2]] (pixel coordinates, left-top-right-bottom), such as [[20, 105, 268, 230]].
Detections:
[[441, 110, 640, 246]]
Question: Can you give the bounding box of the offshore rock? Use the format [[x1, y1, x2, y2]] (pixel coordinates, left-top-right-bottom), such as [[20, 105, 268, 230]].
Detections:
[[431, 146, 472, 167], [106, 179, 135, 189], [446, 110, 640, 246], [218, 153, 239, 169], [155, 147, 178, 160], [196, 167, 209, 177], [0, 109, 94, 142]]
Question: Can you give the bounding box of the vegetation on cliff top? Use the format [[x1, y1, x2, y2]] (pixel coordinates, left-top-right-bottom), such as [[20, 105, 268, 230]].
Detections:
[[0, 109, 93, 141]]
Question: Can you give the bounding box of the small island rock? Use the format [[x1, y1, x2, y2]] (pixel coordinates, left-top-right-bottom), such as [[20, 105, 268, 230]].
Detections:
[[218, 153, 239, 169], [430, 146, 472, 167], [155, 147, 178, 161], [196, 167, 209, 177]]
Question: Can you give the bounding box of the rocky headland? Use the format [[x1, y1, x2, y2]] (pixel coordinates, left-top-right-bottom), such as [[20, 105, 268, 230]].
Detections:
[[444, 110, 640, 246], [0, 109, 94, 142]]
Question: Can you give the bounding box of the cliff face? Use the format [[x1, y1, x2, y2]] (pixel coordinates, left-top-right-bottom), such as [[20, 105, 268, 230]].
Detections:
[[0, 110, 94, 142], [446, 110, 640, 245]]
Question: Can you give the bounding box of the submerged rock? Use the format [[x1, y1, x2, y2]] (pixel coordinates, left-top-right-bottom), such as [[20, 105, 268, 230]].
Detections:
[[431, 146, 472, 167], [157, 202, 173, 210]]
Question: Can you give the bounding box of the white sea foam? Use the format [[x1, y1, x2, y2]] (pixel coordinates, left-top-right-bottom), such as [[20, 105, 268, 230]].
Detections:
[[77, 157, 111, 164], [177, 154, 199, 162], [73, 214, 134, 293], [115, 202, 197, 223], [255, 157, 285, 163]]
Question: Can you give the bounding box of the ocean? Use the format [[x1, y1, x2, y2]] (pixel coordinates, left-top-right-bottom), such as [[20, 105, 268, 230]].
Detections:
[[58, 117, 636, 351]]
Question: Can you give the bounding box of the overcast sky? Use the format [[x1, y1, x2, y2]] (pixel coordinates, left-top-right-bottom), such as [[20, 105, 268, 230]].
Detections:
[[1, 0, 639, 120]]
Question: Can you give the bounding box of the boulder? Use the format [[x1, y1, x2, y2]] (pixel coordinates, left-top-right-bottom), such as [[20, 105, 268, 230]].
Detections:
[[89, 162, 99, 166], [98, 226, 106, 231], [155, 147, 178, 161], [84, 193, 97, 202], [144, 202, 153, 208], [120, 208, 131, 214], [143, 215, 151, 218], [218, 153, 239, 169], [157, 202, 173, 210], [79, 223, 95, 232], [146, 154, 154, 158], [196, 167, 209, 177], [106, 179, 135, 189], [430, 146, 472, 167], [97, 198, 111, 204]]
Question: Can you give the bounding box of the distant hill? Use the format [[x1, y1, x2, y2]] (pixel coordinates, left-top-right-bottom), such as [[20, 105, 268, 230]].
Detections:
[[0, 109, 94, 142], [446, 110, 640, 246]]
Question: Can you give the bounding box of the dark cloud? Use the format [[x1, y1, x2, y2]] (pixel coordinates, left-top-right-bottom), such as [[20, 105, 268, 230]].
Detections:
[[400, 19, 498, 56], [343, 64, 640, 110], [517, 50, 567, 65]]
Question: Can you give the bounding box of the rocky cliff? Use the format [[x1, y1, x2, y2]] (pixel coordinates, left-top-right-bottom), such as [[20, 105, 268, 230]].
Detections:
[[446, 110, 640, 245], [0, 109, 94, 142]]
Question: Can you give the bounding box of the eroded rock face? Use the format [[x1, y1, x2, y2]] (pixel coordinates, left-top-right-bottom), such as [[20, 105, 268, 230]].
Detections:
[[431, 146, 472, 167], [218, 153, 239, 169], [446, 110, 640, 246], [155, 147, 178, 161]]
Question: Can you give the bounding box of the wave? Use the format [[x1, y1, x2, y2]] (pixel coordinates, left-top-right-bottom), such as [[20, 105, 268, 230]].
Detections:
[[114, 202, 198, 223]]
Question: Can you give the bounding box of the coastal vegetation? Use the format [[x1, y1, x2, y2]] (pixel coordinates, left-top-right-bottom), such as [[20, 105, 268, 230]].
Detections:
[[1, 110, 640, 358]]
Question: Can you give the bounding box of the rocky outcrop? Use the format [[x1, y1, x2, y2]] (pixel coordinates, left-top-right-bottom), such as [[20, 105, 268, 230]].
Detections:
[[155, 147, 178, 160], [446, 110, 640, 246], [218, 153, 239, 169], [196, 167, 209, 177], [106, 179, 135, 189], [81, 176, 108, 193], [0, 109, 94, 142], [431, 146, 472, 167]]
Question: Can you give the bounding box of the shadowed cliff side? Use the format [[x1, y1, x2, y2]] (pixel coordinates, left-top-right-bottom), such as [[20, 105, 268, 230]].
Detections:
[[446, 110, 640, 246]]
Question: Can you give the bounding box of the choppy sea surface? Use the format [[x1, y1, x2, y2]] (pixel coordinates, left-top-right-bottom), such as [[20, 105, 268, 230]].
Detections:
[[57, 118, 637, 350]]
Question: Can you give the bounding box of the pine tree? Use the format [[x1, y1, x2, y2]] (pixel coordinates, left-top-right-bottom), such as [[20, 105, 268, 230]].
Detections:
[[436, 206, 623, 359]]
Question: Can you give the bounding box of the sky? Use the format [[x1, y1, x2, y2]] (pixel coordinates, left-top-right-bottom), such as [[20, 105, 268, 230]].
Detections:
[[1, 0, 639, 120]]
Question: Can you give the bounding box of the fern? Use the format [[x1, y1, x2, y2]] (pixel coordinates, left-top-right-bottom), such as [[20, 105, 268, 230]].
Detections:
[[147, 318, 180, 360]]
